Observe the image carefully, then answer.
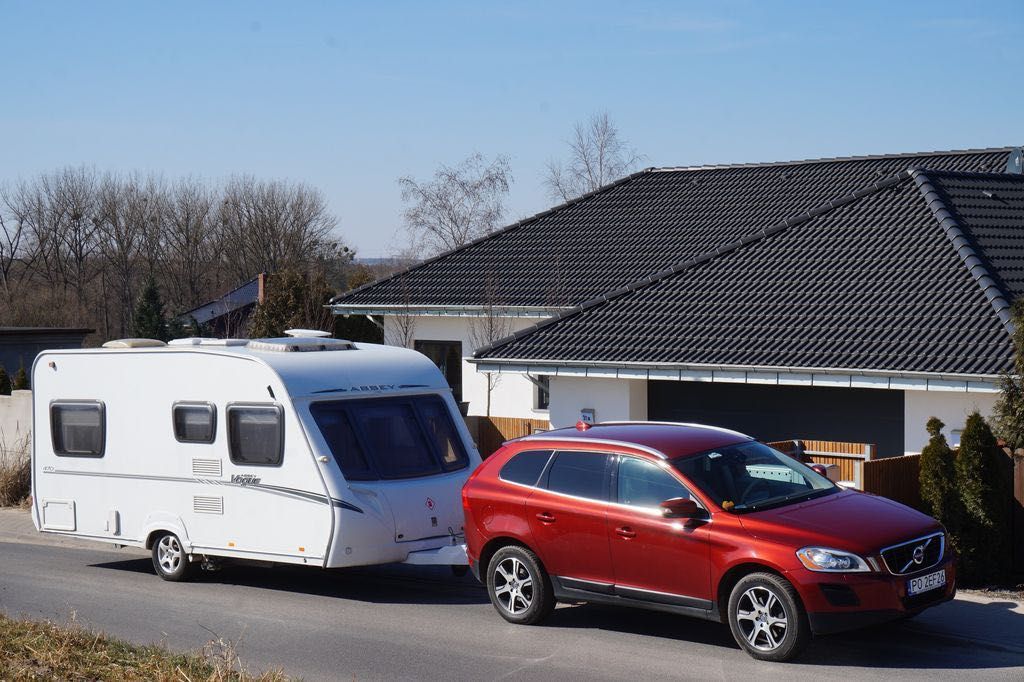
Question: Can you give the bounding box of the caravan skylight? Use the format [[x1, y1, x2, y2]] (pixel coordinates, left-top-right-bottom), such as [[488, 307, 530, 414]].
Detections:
[[246, 337, 355, 353]]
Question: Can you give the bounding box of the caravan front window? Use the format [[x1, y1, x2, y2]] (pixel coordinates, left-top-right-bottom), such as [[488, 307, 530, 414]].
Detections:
[[310, 395, 469, 480]]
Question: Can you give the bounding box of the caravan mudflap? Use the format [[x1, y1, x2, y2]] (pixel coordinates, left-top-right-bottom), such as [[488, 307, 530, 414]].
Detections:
[[402, 543, 468, 566]]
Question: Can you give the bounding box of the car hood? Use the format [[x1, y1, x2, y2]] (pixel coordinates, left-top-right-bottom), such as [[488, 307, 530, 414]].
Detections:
[[738, 489, 942, 556]]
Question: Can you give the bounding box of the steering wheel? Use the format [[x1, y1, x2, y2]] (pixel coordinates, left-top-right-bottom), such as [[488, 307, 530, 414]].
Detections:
[[739, 477, 772, 502]]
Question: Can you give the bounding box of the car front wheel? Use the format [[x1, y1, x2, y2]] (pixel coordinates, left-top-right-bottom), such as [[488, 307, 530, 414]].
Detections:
[[727, 572, 809, 662], [486, 545, 554, 625]]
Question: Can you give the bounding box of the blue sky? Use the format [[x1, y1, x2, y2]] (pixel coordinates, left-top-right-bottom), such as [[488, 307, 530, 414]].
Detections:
[[2, 1, 1022, 257]]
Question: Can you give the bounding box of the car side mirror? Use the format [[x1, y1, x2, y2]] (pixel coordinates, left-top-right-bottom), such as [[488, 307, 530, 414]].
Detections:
[[810, 464, 829, 478], [660, 497, 702, 519]]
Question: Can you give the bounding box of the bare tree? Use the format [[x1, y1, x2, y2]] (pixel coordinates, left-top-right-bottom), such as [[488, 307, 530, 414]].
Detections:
[[398, 153, 512, 256], [544, 112, 643, 202], [468, 277, 512, 416], [384, 282, 418, 349], [160, 177, 218, 312]]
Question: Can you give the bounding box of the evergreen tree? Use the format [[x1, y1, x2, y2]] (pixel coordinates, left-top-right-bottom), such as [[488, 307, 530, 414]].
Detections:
[[994, 299, 1024, 450], [133, 277, 169, 341], [919, 417, 957, 523], [954, 412, 1012, 584], [0, 365, 10, 395], [12, 362, 29, 391], [248, 269, 335, 338]]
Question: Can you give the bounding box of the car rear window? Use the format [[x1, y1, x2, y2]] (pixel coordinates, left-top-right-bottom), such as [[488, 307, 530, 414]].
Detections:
[[544, 451, 609, 501], [499, 450, 553, 487], [310, 395, 469, 480]]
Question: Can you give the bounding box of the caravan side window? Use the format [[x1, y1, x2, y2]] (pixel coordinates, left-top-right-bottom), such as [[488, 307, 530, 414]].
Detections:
[[227, 404, 284, 466], [51, 401, 105, 457], [173, 402, 217, 444]]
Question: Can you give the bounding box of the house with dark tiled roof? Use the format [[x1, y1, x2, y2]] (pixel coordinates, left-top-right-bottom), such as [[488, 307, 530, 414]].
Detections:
[[331, 147, 1024, 455]]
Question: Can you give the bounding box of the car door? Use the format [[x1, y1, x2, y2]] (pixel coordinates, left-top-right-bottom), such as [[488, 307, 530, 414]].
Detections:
[[524, 450, 614, 588], [606, 455, 713, 608]]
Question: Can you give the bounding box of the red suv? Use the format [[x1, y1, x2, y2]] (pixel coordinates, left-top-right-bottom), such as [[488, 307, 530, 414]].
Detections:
[[462, 422, 955, 661]]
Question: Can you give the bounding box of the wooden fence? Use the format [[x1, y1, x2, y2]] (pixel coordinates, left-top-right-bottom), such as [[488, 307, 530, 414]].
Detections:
[[863, 454, 923, 510], [464, 416, 551, 458], [1014, 452, 1024, 572], [766, 439, 875, 487]]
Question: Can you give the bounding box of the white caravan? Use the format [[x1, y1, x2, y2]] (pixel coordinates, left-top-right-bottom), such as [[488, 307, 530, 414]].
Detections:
[[31, 334, 479, 581]]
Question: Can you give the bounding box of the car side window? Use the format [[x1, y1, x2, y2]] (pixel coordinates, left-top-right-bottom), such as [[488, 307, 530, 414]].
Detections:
[[544, 450, 610, 501], [617, 456, 690, 508], [499, 450, 553, 486]]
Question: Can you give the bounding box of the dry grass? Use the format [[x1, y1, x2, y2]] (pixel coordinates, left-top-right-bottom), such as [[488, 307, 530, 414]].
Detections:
[[0, 433, 31, 508], [0, 613, 290, 681]]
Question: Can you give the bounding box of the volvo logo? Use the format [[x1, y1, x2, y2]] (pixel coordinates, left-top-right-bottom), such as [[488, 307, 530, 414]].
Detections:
[[912, 545, 925, 564]]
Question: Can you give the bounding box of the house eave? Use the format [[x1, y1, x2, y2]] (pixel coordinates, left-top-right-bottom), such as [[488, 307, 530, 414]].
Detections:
[[327, 304, 569, 319], [467, 358, 1002, 393]]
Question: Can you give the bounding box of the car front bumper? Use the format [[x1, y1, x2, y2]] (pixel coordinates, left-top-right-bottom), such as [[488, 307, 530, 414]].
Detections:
[[794, 557, 956, 635]]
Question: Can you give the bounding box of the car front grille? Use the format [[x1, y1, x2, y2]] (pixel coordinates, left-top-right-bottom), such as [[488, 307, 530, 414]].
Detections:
[[880, 532, 944, 575]]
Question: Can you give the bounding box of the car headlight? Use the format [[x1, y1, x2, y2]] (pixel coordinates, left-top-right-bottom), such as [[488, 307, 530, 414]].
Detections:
[[796, 547, 871, 572]]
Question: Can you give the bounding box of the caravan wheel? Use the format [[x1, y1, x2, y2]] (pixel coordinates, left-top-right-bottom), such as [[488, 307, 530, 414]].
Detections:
[[151, 532, 195, 582]]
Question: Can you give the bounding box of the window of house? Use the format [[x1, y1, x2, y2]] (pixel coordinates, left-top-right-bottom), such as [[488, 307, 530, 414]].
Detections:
[[227, 404, 284, 466], [544, 451, 610, 501], [616, 456, 690, 508], [51, 401, 105, 457], [499, 450, 553, 487], [414, 340, 463, 402], [173, 402, 217, 444], [534, 375, 550, 411]]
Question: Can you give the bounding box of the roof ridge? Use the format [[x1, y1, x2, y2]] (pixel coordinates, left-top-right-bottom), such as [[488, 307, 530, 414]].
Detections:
[[473, 171, 913, 359], [910, 169, 1014, 333], [330, 168, 656, 305], [651, 146, 1016, 174]]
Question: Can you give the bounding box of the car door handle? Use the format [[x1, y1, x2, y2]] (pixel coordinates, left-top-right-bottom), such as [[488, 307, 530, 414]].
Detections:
[[615, 526, 637, 539], [535, 512, 556, 524]]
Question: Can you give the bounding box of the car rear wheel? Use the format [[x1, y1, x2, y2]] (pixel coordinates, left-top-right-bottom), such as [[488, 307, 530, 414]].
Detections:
[[151, 532, 195, 582], [727, 572, 809, 662], [486, 545, 554, 625]]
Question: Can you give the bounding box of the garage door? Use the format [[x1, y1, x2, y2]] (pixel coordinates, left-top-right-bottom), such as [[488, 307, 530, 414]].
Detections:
[[647, 381, 904, 456]]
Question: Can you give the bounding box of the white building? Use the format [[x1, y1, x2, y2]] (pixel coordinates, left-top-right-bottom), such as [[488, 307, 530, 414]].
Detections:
[[331, 147, 1024, 455]]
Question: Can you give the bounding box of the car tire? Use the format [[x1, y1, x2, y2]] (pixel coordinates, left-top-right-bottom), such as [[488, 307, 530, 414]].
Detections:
[[727, 572, 809, 662], [151, 532, 195, 582], [486, 545, 555, 625]]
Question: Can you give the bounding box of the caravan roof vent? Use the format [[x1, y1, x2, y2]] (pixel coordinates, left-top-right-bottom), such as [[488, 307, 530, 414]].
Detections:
[[102, 338, 167, 349], [168, 337, 248, 347], [284, 328, 331, 338], [247, 337, 355, 353]]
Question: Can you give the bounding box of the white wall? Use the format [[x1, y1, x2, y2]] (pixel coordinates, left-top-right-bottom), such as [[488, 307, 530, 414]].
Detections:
[[0, 390, 32, 465], [549, 376, 648, 428], [903, 389, 998, 454], [381, 315, 548, 419]]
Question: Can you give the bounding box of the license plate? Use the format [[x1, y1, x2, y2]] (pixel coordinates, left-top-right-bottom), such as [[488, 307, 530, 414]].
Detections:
[[907, 569, 946, 596]]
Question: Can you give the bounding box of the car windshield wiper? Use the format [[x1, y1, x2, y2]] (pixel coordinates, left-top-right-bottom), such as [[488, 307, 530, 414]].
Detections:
[[734, 487, 836, 513]]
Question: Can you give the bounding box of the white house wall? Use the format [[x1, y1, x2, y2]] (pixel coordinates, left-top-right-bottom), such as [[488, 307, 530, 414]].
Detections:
[[381, 315, 547, 420], [903, 389, 999, 454], [549, 376, 648, 428]]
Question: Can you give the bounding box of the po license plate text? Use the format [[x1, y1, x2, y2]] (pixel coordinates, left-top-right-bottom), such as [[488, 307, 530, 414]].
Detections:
[[907, 569, 945, 596]]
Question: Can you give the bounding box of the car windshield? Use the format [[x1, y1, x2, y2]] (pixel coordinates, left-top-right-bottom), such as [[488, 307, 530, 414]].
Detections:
[[672, 441, 837, 513]]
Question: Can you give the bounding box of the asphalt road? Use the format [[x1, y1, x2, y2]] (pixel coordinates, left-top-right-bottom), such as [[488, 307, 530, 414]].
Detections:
[[1, 540, 1022, 681]]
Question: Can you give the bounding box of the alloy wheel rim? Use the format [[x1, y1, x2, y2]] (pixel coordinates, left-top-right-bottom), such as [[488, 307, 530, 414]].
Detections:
[[735, 586, 788, 651], [493, 557, 534, 615], [157, 536, 182, 574]]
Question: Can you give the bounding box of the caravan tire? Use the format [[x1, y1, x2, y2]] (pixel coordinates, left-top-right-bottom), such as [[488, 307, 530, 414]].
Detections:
[[151, 532, 195, 582]]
